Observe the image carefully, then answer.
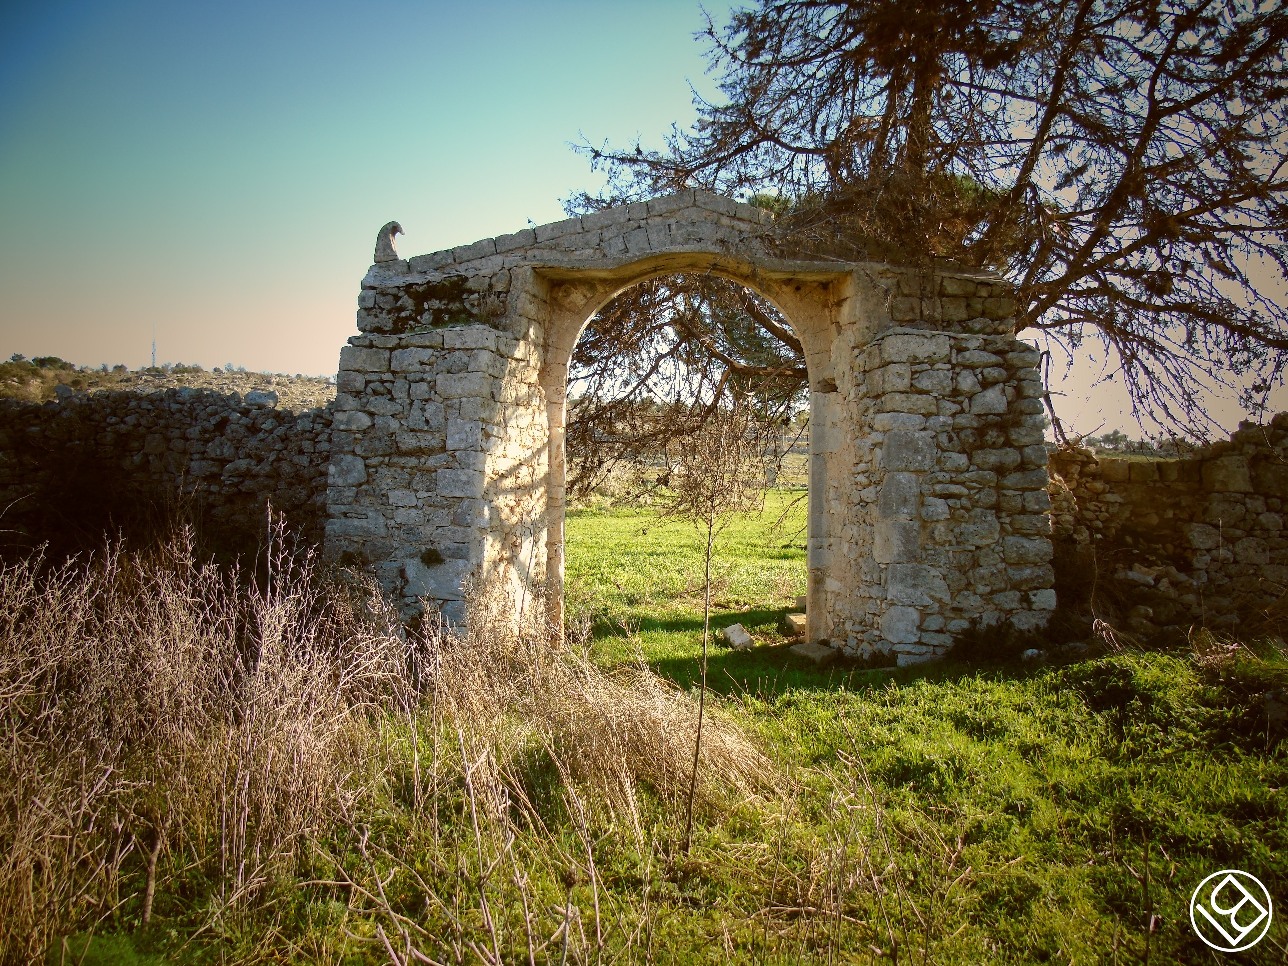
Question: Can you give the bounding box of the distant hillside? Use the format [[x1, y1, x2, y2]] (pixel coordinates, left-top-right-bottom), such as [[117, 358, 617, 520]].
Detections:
[[0, 355, 336, 410]]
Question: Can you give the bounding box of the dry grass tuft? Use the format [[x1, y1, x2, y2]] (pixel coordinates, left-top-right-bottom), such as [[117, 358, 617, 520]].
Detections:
[[0, 522, 420, 961], [0, 522, 777, 961], [438, 587, 775, 834]]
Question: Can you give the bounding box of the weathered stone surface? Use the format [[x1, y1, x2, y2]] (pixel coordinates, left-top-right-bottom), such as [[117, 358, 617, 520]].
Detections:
[[884, 431, 937, 471], [1202, 456, 1252, 493], [970, 385, 1007, 415], [320, 193, 1052, 657], [886, 563, 949, 605], [879, 332, 952, 364], [339, 345, 390, 373], [244, 389, 279, 407], [403, 556, 471, 600], [722, 623, 754, 650], [374, 221, 403, 263], [1003, 536, 1052, 564], [960, 508, 1001, 546], [331, 410, 373, 431], [880, 605, 921, 643], [328, 453, 366, 486], [874, 521, 921, 563], [790, 640, 837, 664], [878, 472, 920, 519]]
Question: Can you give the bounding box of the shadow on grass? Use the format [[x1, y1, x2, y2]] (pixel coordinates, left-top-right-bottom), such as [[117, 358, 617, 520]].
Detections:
[[598, 606, 1026, 698], [589, 607, 788, 640]]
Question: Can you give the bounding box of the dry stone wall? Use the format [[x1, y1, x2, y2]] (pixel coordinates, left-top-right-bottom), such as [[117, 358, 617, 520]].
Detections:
[[328, 190, 1056, 662], [0, 389, 331, 550], [1049, 416, 1288, 633]]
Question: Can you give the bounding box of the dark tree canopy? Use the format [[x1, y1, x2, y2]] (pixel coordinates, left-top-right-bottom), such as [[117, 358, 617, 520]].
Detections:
[[567, 0, 1288, 466]]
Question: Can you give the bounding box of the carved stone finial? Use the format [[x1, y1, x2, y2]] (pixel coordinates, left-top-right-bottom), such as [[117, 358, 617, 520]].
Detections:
[[375, 221, 403, 263]]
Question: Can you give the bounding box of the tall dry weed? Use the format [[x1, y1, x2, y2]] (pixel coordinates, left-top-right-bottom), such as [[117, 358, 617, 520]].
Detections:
[[0, 523, 422, 962], [0, 523, 776, 963]]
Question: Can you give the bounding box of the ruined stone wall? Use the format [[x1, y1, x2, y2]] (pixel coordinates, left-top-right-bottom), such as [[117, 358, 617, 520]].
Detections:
[[329, 190, 1056, 656], [1049, 416, 1288, 632], [0, 390, 331, 549]]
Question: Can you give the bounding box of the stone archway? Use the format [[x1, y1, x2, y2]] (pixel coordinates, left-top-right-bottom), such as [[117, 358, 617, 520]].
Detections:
[[326, 190, 1054, 664]]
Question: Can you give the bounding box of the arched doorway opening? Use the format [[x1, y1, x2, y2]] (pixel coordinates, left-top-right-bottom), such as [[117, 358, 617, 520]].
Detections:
[[537, 257, 847, 645]]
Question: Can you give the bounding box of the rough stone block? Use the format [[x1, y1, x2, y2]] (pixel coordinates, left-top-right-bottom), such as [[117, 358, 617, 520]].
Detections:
[[912, 369, 955, 395], [884, 431, 938, 471], [972, 448, 1021, 472], [880, 605, 922, 643], [534, 216, 583, 243], [1002, 535, 1053, 565], [957, 350, 1004, 368], [790, 640, 837, 664], [722, 623, 754, 650], [940, 276, 977, 297], [878, 472, 920, 518], [328, 454, 367, 487], [1029, 588, 1057, 610], [921, 497, 950, 521], [331, 411, 373, 432], [403, 556, 472, 600], [436, 328, 495, 353], [1202, 456, 1253, 493], [886, 563, 949, 605], [1001, 468, 1050, 490], [872, 412, 928, 431], [437, 467, 484, 498], [391, 347, 437, 370], [880, 332, 951, 364], [1008, 564, 1055, 589], [879, 363, 912, 393], [445, 418, 483, 451], [877, 393, 940, 416], [339, 346, 390, 373], [1006, 347, 1042, 368], [438, 371, 495, 400], [970, 385, 1008, 415], [984, 296, 1017, 319], [875, 521, 921, 563], [960, 508, 1001, 546], [326, 513, 385, 538], [940, 297, 970, 323], [890, 296, 921, 321]]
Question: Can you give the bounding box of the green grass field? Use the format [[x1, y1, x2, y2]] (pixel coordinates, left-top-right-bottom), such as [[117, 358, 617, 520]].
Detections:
[[564, 495, 1288, 963], [6, 497, 1287, 964], [565, 490, 836, 690]]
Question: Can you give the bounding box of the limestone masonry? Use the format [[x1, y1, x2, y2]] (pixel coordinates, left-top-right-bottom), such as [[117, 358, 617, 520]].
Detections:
[[324, 190, 1054, 663], [1050, 419, 1288, 635], [0, 388, 331, 546]]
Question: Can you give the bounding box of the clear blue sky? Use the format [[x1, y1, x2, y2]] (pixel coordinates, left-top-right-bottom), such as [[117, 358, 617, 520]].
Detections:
[[0, 0, 1280, 436]]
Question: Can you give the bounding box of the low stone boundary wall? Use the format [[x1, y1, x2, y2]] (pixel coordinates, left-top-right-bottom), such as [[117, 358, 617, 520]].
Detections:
[[0, 389, 331, 553], [1049, 417, 1288, 632]]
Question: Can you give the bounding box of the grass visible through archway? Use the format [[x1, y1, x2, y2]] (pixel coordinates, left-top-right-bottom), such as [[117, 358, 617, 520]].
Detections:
[[565, 490, 817, 687]]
